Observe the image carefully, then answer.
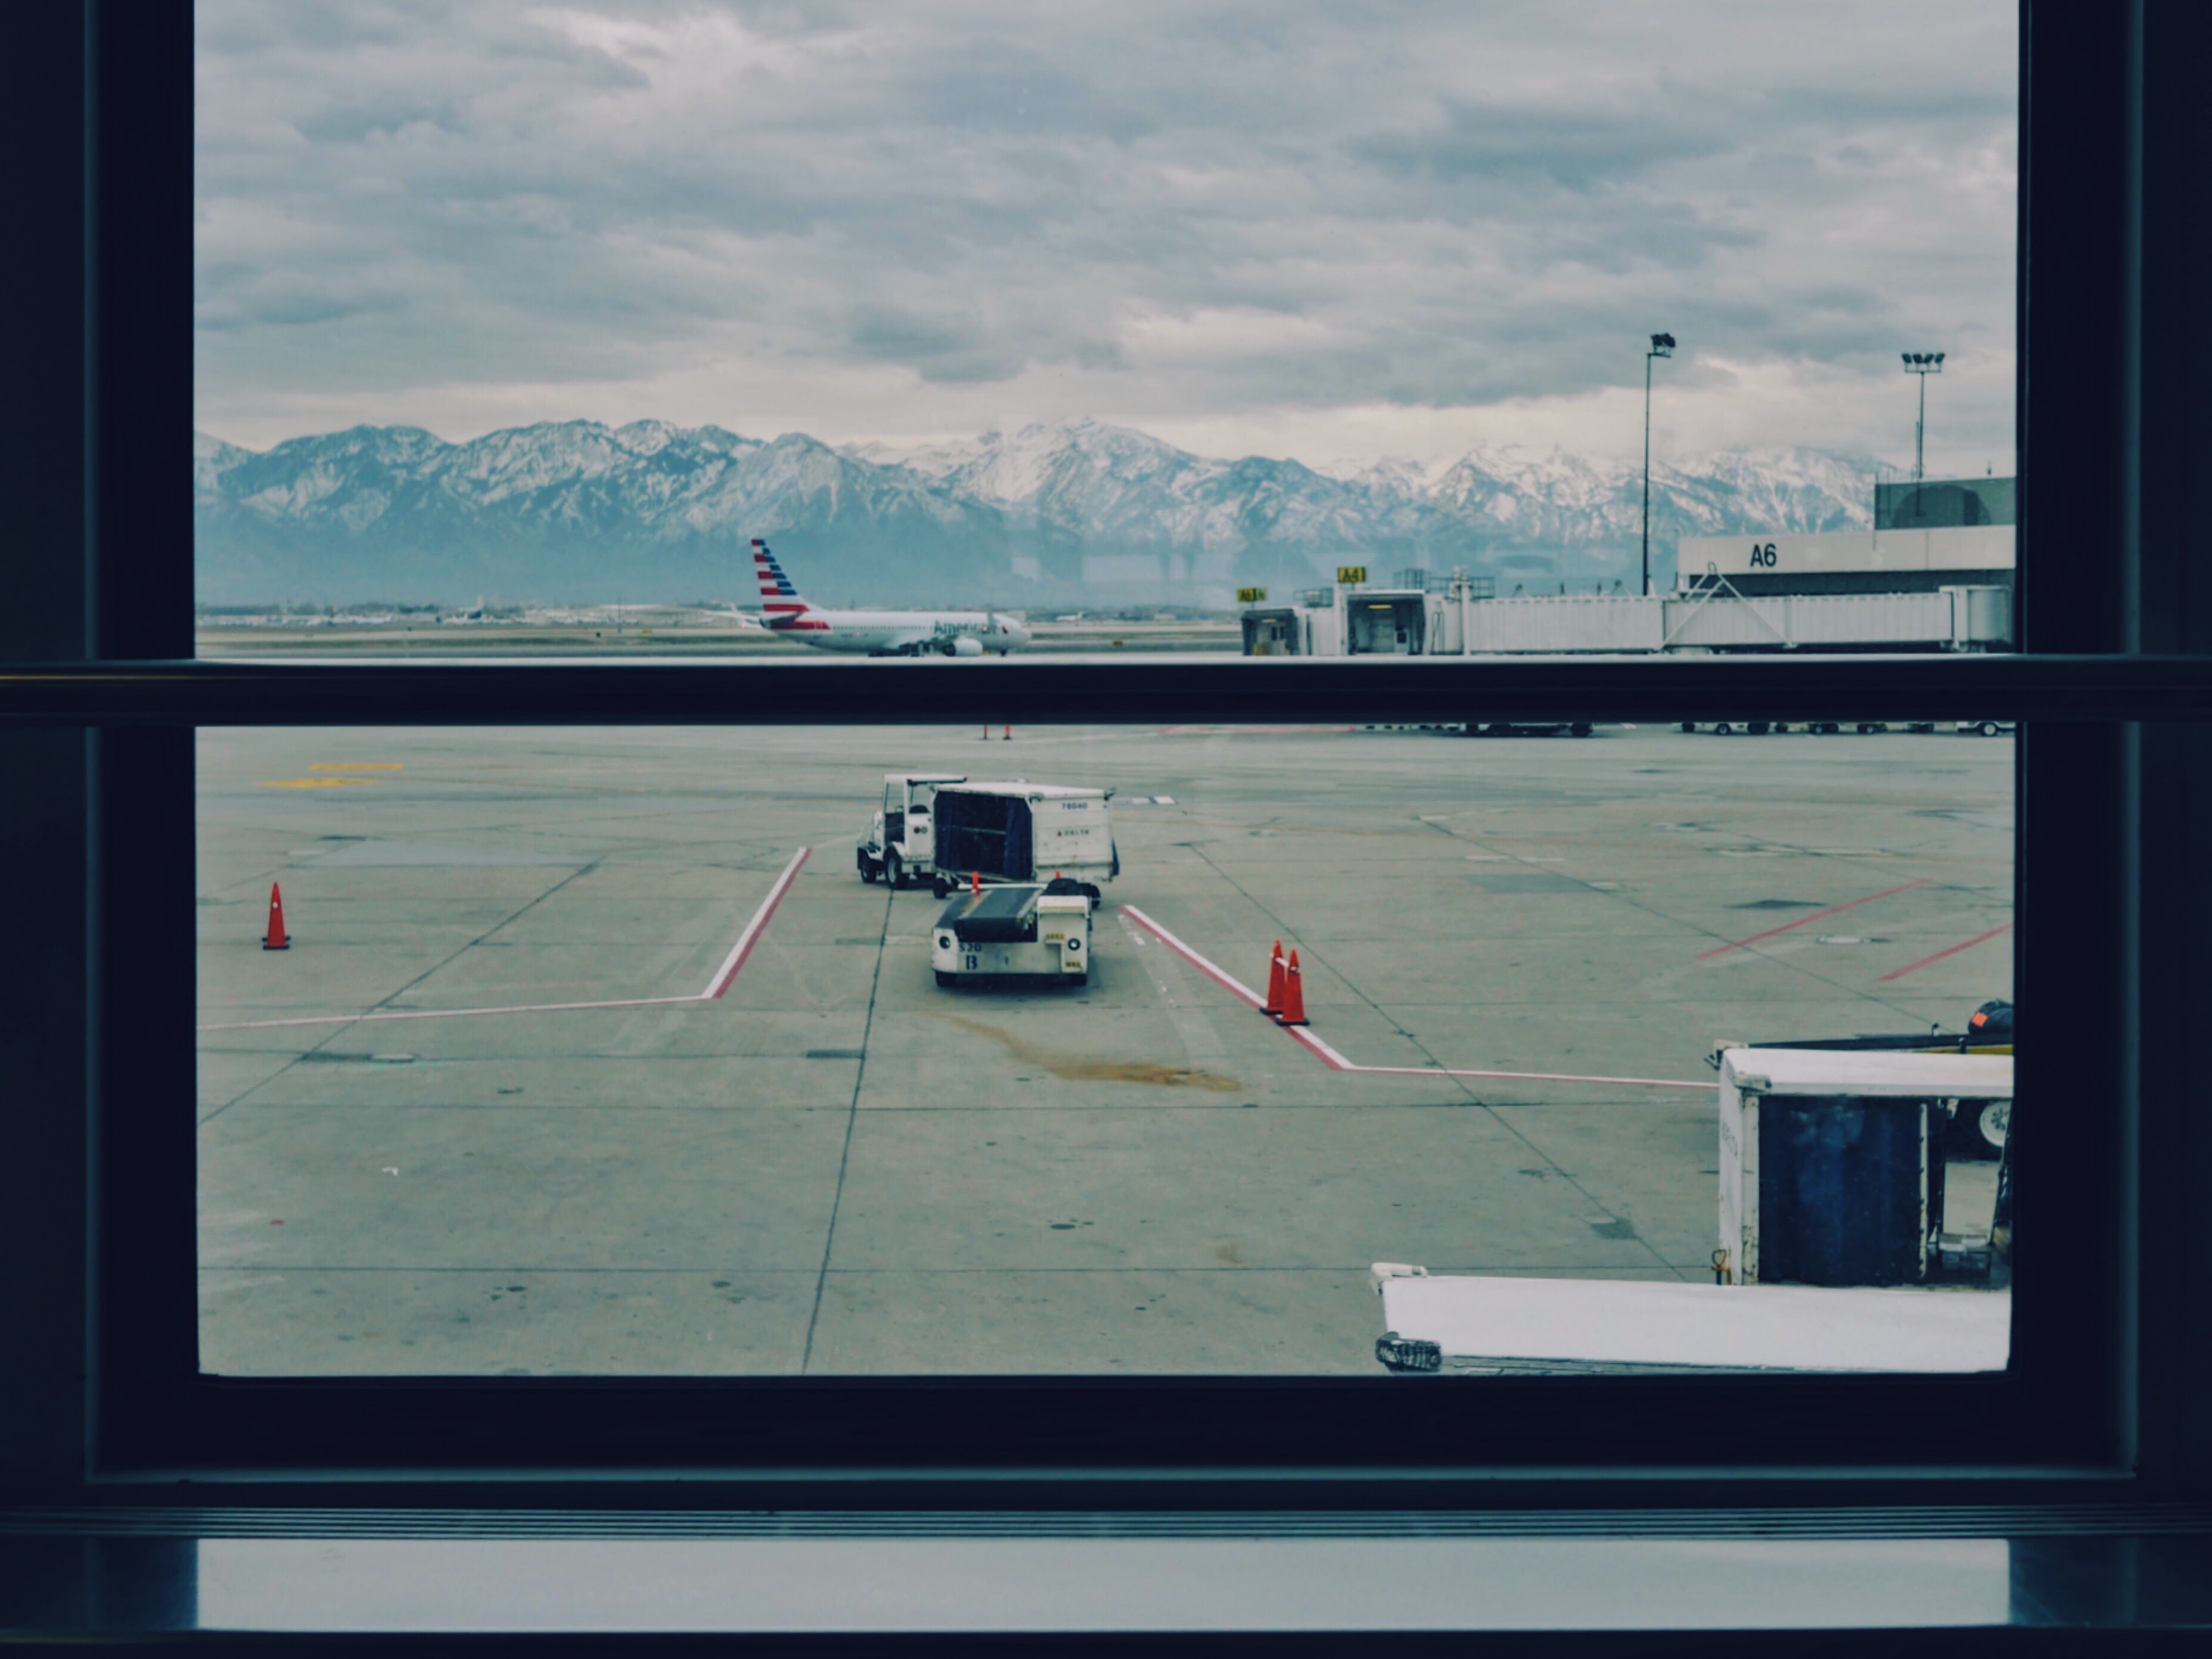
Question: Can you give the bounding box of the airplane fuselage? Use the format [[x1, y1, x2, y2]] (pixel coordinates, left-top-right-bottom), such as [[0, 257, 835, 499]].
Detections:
[[751, 537, 1027, 655], [765, 608, 1027, 655]]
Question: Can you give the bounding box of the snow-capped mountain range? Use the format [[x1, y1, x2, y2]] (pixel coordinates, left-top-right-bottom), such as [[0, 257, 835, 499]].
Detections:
[[194, 417, 1884, 607]]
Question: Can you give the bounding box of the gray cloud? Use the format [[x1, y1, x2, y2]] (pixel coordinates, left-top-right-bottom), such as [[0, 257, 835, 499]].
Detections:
[[194, 0, 2017, 467], [1353, 103, 1735, 191]]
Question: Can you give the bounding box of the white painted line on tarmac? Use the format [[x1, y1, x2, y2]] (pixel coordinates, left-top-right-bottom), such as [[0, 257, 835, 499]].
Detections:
[[200, 993, 707, 1033], [1118, 903, 1708, 1093], [198, 846, 812, 1033]]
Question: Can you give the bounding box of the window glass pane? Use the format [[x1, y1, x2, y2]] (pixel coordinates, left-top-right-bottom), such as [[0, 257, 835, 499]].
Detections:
[[198, 721, 2015, 1375], [194, 2, 2017, 644], [190, 0, 2023, 1381]]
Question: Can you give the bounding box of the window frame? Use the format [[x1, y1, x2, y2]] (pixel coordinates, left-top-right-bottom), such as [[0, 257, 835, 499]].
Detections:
[[72, 667, 2132, 1486], [4, 0, 2208, 1502]]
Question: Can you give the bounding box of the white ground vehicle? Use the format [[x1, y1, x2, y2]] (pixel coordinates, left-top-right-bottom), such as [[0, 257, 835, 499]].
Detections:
[[932, 880, 1093, 987], [923, 782, 1119, 899], [1372, 1270, 2008, 1375], [1956, 720, 2017, 737], [1464, 720, 1592, 738], [1681, 721, 1935, 735], [856, 773, 965, 888]]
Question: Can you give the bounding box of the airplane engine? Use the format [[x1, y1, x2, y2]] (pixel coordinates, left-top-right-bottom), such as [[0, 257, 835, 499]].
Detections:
[[942, 635, 985, 657]]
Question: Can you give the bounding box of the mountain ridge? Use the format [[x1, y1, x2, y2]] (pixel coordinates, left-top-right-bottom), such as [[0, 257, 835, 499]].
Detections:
[[194, 417, 1888, 607]]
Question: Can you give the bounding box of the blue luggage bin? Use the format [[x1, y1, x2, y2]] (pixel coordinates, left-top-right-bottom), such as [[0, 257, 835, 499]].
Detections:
[[1757, 1095, 1928, 1286]]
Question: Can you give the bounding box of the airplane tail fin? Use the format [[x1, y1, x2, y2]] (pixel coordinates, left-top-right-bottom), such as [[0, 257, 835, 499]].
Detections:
[[752, 539, 809, 614]]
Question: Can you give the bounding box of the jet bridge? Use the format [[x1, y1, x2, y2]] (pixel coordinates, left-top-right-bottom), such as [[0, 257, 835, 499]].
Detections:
[[1239, 608, 1303, 655], [1345, 591, 1428, 655], [1241, 580, 2012, 657]]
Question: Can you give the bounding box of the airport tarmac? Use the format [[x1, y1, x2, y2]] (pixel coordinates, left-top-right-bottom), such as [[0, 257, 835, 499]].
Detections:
[[195, 722, 2015, 1376]]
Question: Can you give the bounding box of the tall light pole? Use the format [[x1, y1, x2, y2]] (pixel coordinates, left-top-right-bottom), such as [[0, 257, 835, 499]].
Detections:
[[1642, 333, 1675, 597], [1902, 351, 1944, 486]]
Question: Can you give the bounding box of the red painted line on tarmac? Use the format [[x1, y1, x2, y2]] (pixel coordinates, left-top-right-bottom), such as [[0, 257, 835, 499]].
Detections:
[[703, 846, 811, 998], [199, 847, 811, 1033], [1119, 905, 1707, 1092], [1875, 921, 2014, 983], [1117, 905, 1267, 1008], [1694, 877, 1934, 961]]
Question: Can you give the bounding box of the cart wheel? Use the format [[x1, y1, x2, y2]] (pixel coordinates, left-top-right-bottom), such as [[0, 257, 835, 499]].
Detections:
[[1713, 721, 1733, 735], [1970, 1099, 2009, 1155], [1679, 720, 1697, 733], [859, 856, 878, 884], [1943, 1099, 2009, 1161], [935, 971, 957, 988], [886, 852, 904, 889], [1570, 722, 1592, 738], [1977, 720, 2000, 737], [932, 876, 951, 899]]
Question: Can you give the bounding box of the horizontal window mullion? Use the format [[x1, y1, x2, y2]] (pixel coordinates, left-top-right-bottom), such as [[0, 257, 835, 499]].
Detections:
[[7, 655, 2212, 726], [128, 1372, 2052, 1476]]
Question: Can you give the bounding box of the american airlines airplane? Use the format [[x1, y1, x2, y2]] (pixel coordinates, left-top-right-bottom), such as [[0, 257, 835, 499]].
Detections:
[[751, 539, 1031, 657]]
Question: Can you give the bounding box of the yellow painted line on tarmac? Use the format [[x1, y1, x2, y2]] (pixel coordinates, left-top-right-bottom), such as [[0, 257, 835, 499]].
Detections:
[[257, 777, 380, 789], [309, 762, 403, 771]]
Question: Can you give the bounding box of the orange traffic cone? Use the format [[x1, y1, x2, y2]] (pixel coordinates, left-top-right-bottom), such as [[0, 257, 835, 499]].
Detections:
[[971, 870, 982, 894], [263, 882, 291, 950], [1275, 949, 1309, 1026], [1261, 940, 1287, 1017], [1003, 725, 1012, 740]]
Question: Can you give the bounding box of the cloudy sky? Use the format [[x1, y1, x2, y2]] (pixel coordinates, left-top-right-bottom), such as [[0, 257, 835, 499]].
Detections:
[[195, 1, 2017, 472]]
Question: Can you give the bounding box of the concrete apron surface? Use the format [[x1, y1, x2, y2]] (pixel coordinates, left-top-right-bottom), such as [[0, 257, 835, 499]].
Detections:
[[195, 722, 2014, 1375]]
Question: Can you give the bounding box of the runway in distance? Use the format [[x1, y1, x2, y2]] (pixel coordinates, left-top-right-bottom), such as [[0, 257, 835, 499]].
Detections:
[[752, 539, 1030, 656]]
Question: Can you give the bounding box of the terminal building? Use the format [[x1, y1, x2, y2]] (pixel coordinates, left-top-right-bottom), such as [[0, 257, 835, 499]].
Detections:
[[1239, 476, 2014, 657]]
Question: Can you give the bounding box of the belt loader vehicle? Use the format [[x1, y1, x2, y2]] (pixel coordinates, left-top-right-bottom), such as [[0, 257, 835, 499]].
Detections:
[[933, 878, 1093, 987]]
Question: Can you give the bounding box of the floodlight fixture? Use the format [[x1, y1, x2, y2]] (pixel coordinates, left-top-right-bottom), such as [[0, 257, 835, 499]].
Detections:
[[1902, 350, 1944, 483]]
